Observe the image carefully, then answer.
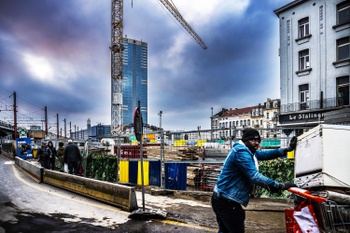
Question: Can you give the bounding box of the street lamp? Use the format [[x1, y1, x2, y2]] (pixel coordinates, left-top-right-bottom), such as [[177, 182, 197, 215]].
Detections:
[[158, 111, 164, 188], [211, 107, 213, 141]]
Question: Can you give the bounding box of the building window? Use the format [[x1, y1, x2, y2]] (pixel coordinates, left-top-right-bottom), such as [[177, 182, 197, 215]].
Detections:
[[337, 1, 350, 25], [298, 17, 310, 38], [266, 112, 270, 119], [299, 84, 310, 110], [299, 49, 310, 71], [266, 101, 270, 109], [273, 101, 278, 108], [273, 112, 278, 120], [247, 119, 250, 126], [337, 76, 349, 106], [337, 37, 350, 61]]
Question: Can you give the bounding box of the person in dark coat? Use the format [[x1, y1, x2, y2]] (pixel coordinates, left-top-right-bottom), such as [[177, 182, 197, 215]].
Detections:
[[47, 141, 57, 170], [56, 142, 65, 171], [64, 139, 82, 175], [37, 141, 51, 169]]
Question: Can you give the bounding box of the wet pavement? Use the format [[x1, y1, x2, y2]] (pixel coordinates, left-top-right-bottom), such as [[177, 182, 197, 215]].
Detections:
[[0, 154, 294, 232]]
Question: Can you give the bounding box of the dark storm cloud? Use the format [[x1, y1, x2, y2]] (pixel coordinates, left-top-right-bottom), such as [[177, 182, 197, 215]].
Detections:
[[0, 0, 293, 131], [149, 0, 284, 120], [0, 0, 111, 129]]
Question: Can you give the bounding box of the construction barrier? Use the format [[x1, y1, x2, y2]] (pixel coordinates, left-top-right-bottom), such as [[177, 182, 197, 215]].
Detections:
[[119, 159, 161, 187], [164, 162, 187, 190], [118, 145, 147, 158], [137, 160, 149, 186], [15, 157, 43, 183], [14, 157, 138, 212], [149, 160, 161, 186], [119, 160, 129, 183]]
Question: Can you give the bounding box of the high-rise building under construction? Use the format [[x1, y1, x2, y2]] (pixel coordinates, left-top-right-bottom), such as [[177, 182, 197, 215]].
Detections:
[[122, 38, 148, 126]]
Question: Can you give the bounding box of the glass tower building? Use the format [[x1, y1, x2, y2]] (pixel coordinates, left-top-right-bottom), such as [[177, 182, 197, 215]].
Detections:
[[122, 38, 148, 126]]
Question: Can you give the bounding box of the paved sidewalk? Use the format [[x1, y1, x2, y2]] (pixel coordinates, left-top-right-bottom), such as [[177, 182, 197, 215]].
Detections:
[[138, 188, 294, 233]]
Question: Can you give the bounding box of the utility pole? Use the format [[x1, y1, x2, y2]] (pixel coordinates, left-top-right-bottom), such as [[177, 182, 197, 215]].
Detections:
[[44, 106, 48, 138], [64, 118, 67, 139], [211, 107, 213, 141], [13, 91, 17, 139], [56, 113, 59, 141]]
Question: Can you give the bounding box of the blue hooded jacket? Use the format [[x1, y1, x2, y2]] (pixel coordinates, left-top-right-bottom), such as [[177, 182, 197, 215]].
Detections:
[[213, 140, 285, 206]]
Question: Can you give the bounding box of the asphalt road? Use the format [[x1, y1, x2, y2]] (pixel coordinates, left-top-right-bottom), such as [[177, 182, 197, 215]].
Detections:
[[0, 155, 216, 233]]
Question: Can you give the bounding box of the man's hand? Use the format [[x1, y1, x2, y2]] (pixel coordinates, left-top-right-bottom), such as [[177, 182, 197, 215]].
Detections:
[[279, 181, 297, 190], [284, 136, 297, 152], [268, 185, 280, 193], [289, 136, 297, 150]]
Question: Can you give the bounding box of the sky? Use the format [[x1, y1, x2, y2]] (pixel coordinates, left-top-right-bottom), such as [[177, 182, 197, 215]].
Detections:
[[0, 0, 294, 132]]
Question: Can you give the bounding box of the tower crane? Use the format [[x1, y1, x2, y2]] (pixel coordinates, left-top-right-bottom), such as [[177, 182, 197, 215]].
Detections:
[[110, 0, 206, 134], [158, 0, 207, 50]]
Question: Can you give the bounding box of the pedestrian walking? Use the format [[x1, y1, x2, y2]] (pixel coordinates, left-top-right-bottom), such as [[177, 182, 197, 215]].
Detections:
[[64, 139, 82, 175], [211, 128, 297, 233], [47, 141, 57, 170], [56, 142, 65, 171], [37, 141, 51, 169]]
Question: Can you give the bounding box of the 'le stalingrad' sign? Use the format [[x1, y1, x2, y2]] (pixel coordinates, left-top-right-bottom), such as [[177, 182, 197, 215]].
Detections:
[[279, 111, 325, 123]]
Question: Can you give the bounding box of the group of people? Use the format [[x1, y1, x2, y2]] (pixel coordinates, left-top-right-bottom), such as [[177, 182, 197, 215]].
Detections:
[[37, 139, 82, 175]]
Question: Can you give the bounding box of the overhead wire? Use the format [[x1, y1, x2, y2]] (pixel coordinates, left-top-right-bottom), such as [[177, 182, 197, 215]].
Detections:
[[0, 86, 61, 133]]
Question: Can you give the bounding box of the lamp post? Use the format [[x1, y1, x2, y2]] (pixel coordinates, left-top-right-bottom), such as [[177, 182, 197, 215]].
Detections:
[[211, 107, 213, 141], [158, 110, 164, 188]]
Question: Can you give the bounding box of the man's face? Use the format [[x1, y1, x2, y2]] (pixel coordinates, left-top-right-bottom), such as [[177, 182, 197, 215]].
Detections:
[[244, 139, 260, 153]]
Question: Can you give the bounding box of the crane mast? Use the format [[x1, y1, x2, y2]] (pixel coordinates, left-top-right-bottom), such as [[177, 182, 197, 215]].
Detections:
[[110, 0, 206, 133], [111, 0, 123, 134]]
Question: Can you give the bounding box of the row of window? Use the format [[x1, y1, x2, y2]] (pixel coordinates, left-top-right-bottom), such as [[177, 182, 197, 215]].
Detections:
[[299, 76, 350, 110], [297, 1, 350, 71], [298, 1, 350, 38], [217, 118, 277, 129], [299, 36, 349, 70]]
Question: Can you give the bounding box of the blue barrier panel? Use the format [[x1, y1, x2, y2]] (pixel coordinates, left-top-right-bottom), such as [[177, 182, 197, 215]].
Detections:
[[129, 161, 138, 184], [164, 163, 187, 190], [149, 160, 161, 187]]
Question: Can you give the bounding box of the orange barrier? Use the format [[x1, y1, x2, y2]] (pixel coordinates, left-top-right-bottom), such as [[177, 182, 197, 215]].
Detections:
[[288, 187, 327, 203]]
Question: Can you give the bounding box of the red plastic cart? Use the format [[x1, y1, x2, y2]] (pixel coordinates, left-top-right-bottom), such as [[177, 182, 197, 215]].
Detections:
[[285, 187, 350, 233]]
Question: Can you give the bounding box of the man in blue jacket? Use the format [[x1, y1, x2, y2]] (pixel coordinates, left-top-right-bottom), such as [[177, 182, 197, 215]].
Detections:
[[211, 128, 297, 233]]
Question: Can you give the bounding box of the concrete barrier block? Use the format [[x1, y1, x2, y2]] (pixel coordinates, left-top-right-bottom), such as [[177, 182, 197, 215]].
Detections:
[[14, 157, 43, 183], [43, 169, 138, 212]]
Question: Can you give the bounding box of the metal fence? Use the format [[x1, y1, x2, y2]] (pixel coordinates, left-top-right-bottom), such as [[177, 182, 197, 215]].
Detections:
[[116, 127, 302, 191]]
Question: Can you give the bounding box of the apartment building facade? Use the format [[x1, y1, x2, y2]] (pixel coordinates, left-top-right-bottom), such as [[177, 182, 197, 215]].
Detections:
[[211, 98, 280, 141], [274, 0, 350, 131]]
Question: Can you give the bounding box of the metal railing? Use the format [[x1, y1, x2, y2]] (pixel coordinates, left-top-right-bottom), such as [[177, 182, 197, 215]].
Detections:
[[280, 97, 348, 113], [117, 127, 299, 192]]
